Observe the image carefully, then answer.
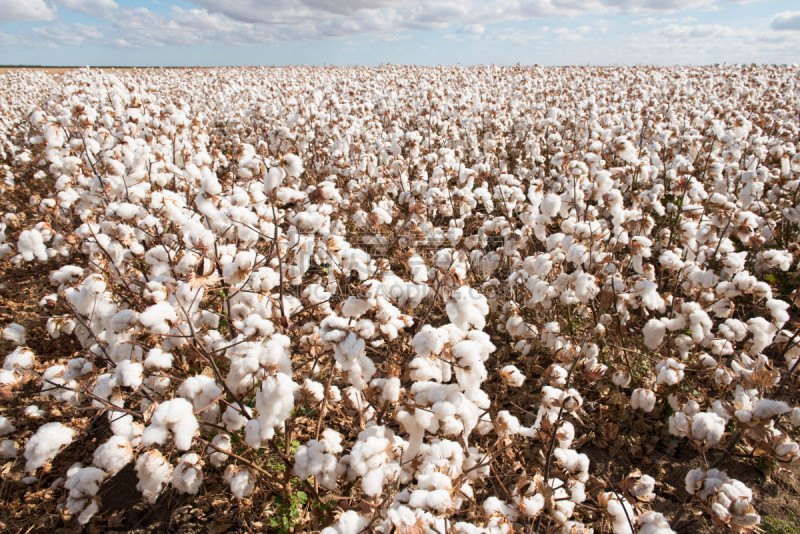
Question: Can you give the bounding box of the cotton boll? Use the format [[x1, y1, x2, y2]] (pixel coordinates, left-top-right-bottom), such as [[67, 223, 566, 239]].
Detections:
[[144, 348, 174, 370], [93, 435, 133, 475], [135, 450, 173, 504], [224, 465, 256, 498], [446, 286, 489, 331], [655, 358, 685, 386], [2, 323, 25, 345], [293, 429, 344, 490], [766, 299, 790, 328], [64, 465, 105, 524], [139, 302, 178, 335], [612, 370, 631, 387], [0, 439, 18, 458], [601, 492, 635, 534], [24, 422, 75, 473], [631, 388, 656, 412], [114, 360, 143, 389], [637, 512, 675, 534], [17, 229, 48, 261], [791, 407, 800, 428], [751, 399, 790, 420], [691, 412, 726, 446], [629, 474, 656, 500], [172, 453, 204, 495], [179, 375, 222, 421], [642, 319, 666, 350], [500, 365, 526, 387], [141, 398, 198, 451], [201, 433, 230, 468], [0, 415, 17, 436], [540, 193, 561, 218], [320, 510, 368, 534], [4, 347, 35, 371]]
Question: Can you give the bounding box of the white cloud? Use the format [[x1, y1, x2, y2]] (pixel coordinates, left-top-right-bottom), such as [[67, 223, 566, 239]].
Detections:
[[771, 10, 800, 31], [31, 22, 104, 46], [55, 0, 118, 16], [632, 16, 697, 25], [654, 22, 737, 39], [0, 0, 57, 21]]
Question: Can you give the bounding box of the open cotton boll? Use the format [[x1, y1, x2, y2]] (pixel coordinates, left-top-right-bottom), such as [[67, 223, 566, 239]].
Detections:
[[540, 193, 562, 218], [282, 153, 304, 178], [24, 422, 75, 473], [172, 453, 204, 495], [766, 299, 790, 328], [751, 399, 790, 420], [144, 348, 174, 370], [320, 510, 368, 534], [655, 358, 685, 385], [114, 360, 143, 389], [141, 398, 198, 451], [612, 370, 631, 387], [207, 433, 232, 467], [135, 450, 173, 504], [224, 465, 256, 498], [4, 347, 35, 371], [642, 319, 666, 350], [245, 372, 298, 448], [637, 512, 675, 534], [629, 474, 656, 500], [293, 429, 344, 490], [691, 412, 726, 446], [344, 425, 403, 498], [17, 229, 48, 261], [2, 323, 25, 345], [601, 492, 635, 534], [631, 388, 656, 412], [64, 464, 105, 524], [446, 286, 489, 331], [179, 375, 222, 419], [0, 439, 18, 458], [500, 365, 526, 387], [93, 435, 133, 475], [139, 302, 178, 335]]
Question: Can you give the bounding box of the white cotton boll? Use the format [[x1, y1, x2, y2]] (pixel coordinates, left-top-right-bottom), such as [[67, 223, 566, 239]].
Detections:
[[371, 377, 401, 403], [655, 358, 685, 385], [0, 439, 18, 458], [483, 496, 518, 522], [602, 492, 635, 534], [554, 447, 590, 480], [109, 412, 143, 446], [17, 229, 48, 261], [179, 375, 222, 418], [93, 435, 133, 475], [24, 422, 75, 473], [519, 493, 545, 517], [612, 370, 631, 387], [302, 378, 325, 402], [637, 512, 675, 534], [223, 405, 250, 432], [630, 474, 656, 500], [691, 412, 726, 446], [64, 465, 105, 523], [766, 299, 790, 328], [4, 347, 35, 371], [114, 360, 143, 389], [791, 408, 800, 428], [636, 280, 665, 312], [320, 510, 368, 534], [631, 388, 656, 412], [500, 365, 526, 387], [282, 153, 304, 178], [139, 302, 178, 335], [135, 450, 173, 504], [141, 398, 198, 451], [224, 465, 256, 499], [208, 433, 231, 467], [341, 297, 373, 318], [411, 325, 445, 358], [2, 323, 25, 345], [643, 319, 666, 350], [446, 286, 489, 331], [751, 399, 790, 420], [540, 193, 562, 218], [144, 348, 174, 370], [172, 453, 203, 495]]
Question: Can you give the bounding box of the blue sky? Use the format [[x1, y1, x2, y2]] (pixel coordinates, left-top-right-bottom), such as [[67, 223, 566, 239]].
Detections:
[[1, 0, 799, 65]]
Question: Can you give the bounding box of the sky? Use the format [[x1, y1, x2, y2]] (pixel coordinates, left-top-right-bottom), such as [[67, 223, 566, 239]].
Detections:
[[1, 0, 799, 66]]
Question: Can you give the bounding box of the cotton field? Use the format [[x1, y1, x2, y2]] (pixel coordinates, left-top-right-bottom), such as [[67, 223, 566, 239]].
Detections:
[[0, 65, 798, 532]]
